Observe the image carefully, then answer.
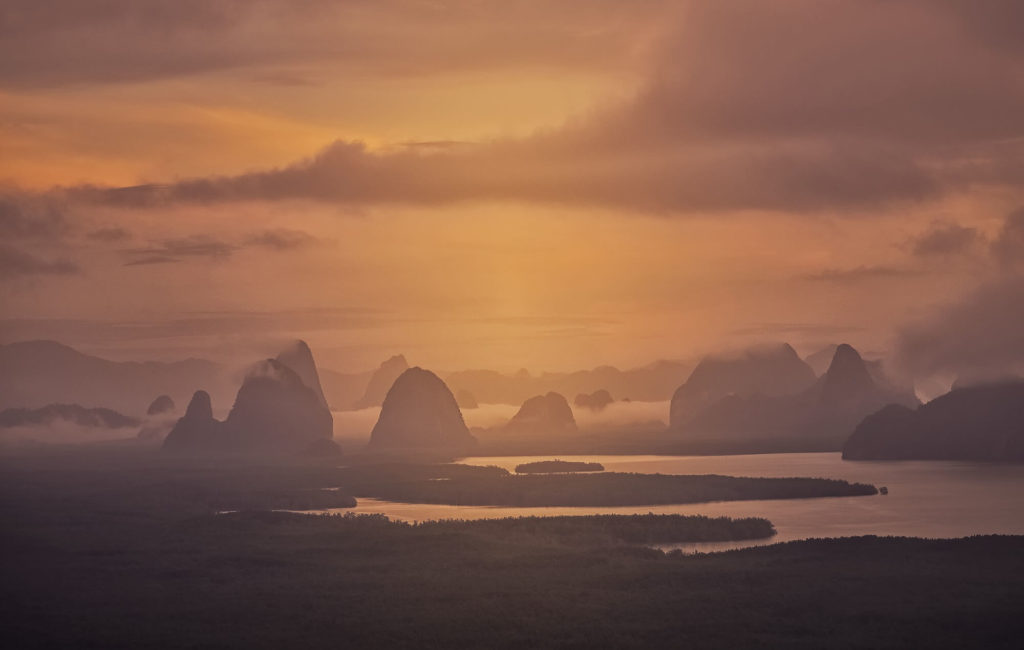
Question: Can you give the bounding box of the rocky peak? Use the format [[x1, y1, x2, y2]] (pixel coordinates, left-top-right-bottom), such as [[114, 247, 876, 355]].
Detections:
[[275, 340, 329, 409]]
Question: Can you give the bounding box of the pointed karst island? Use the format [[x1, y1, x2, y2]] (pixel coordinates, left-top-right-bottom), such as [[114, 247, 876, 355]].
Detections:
[[574, 389, 614, 411], [817, 344, 876, 406], [353, 354, 409, 409], [275, 340, 330, 410], [218, 358, 334, 450], [669, 343, 817, 427], [843, 380, 1024, 461], [162, 390, 222, 451], [505, 392, 577, 435], [368, 367, 477, 449], [162, 342, 337, 454]]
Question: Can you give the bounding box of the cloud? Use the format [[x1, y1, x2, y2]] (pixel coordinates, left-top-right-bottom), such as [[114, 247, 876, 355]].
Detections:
[[909, 221, 981, 257], [729, 322, 865, 337], [991, 207, 1024, 267], [895, 275, 1024, 382], [243, 229, 318, 251], [122, 255, 179, 267], [61, 1, 1024, 215], [0, 244, 78, 279], [0, 0, 659, 88], [118, 230, 321, 265], [86, 227, 132, 242], [799, 266, 918, 284], [121, 235, 236, 265], [0, 196, 66, 240]]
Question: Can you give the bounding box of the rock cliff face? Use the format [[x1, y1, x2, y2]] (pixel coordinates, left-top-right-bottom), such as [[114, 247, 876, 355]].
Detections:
[[219, 359, 334, 450], [163, 391, 223, 450], [506, 392, 577, 435], [818, 344, 876, 406], [843, 381, 1024, 460], [275, 340, 330, 410], [354, 355, 409, 409], [669, 344, 816, 427], [369, 367, 476, 449]]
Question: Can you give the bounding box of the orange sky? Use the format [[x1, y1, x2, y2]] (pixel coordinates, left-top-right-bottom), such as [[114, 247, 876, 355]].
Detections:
[[1, 1, 1023, 378]]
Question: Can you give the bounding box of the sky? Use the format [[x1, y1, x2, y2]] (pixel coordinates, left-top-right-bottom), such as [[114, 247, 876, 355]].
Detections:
[[1, 0, 1023, 380]]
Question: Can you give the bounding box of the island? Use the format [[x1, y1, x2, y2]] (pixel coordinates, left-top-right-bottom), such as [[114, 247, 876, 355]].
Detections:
[[514, 459, 605, 474]]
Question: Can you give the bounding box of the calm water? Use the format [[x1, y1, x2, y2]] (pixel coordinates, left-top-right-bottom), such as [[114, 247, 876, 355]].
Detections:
[[319, 453, 1024, 553]]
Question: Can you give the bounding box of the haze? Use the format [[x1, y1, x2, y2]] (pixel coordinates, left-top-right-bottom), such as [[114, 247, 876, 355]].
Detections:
[[1, 0, 1020, 383]]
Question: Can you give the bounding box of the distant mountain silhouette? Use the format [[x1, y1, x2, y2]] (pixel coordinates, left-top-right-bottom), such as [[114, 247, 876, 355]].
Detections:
[[276, 340, 330, 409], [505, 392, 577, 435], [354, 354, 409, 409], [671, 343, 918, 448], [368, 367, 476, 449], [843, 381, 1024, 460], [574, 389, 614, 411], [455, 389, 479, 410], [163, 344, 335, 453], [804, 345, 839, 377], [318, 367, 374, 411], [669, 343, 816, 427], [444, 360, 691, 406], [146, 395, 175, 416], [0, 404, 140, 429], [805, 343, 910, 392], [0, 340, 228, 415]]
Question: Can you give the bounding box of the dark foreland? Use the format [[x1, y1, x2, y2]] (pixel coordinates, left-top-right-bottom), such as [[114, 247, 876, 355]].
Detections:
[[2, 448, 1022, 650]]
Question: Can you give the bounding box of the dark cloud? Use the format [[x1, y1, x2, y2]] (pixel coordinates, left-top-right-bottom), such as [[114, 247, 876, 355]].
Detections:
[[70, 137, 944, 213], [991, 208, 1024, 267], [910, 222, 981, 257], [0, 244, 78, 279], [249, 70, 318, 87], [122, 255, 180, 267], [729, 322, 865, 337], [243, 229, 318, 251], [400, 141, 475, 151], [0, 196, 66, 240], [86, 227, 132, 242], [118, 230, 320, 266], [0, 0, 658, 88], [121, 235, 236, 265], [799, 266, 919, 284], [895, 275, 1024, 382], [63, 1, 1024, 214]]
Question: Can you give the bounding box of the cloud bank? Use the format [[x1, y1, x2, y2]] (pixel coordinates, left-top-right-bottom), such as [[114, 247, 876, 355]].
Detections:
[[58, 0, 1023, 215]]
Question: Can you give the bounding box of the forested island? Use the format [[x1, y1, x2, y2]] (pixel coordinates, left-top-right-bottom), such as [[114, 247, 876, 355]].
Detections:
[[333, 462, 877, 507], [514, 459, 605, 474], [418, 513, 775, 544]]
